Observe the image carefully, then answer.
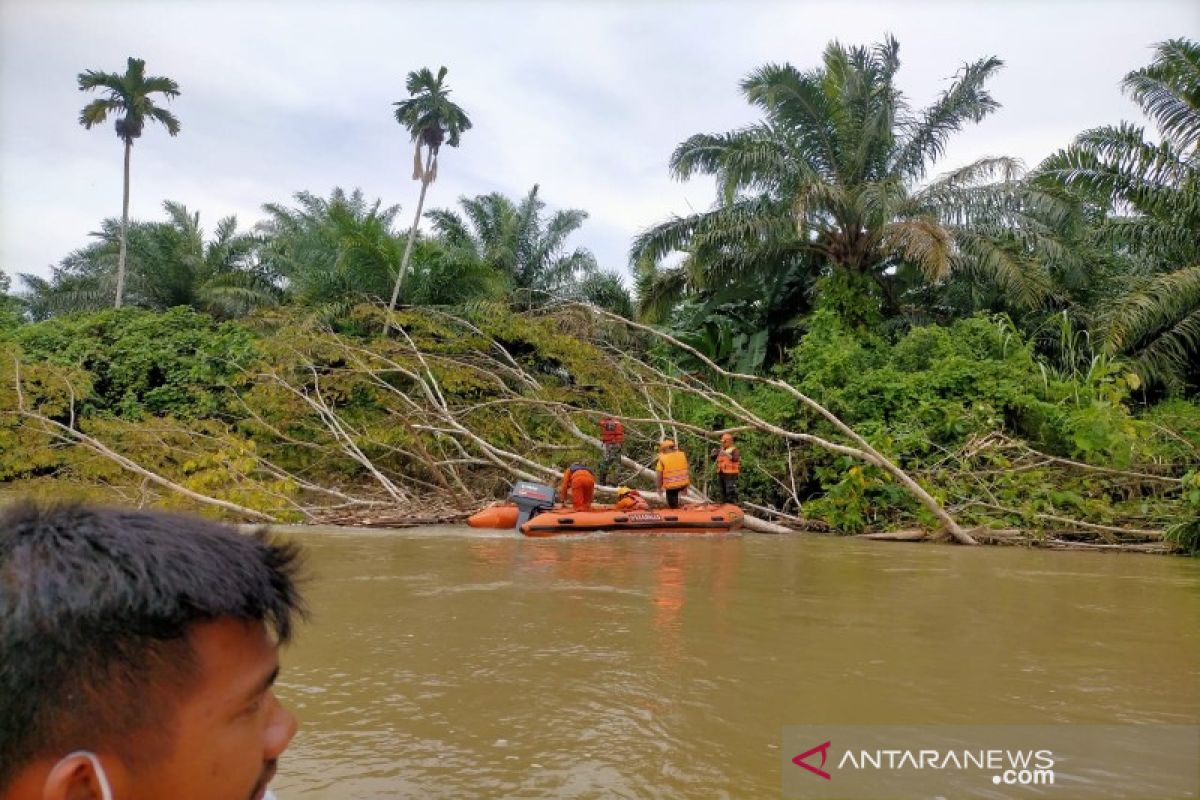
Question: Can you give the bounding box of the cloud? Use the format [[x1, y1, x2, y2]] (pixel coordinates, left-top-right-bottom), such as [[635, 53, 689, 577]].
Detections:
[[2, 0, 1197, 284]]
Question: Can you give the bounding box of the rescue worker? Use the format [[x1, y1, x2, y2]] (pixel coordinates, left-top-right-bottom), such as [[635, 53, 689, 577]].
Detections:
[[654, 439, 690, 509], [615, 486, 649, 511], [597, 413, 625, 485], [711, 432, 741, 504], [560, 462, 597, 511]]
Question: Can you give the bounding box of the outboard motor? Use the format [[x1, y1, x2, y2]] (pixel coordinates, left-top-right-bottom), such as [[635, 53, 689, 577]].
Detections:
[[508, 481, 557, 529]]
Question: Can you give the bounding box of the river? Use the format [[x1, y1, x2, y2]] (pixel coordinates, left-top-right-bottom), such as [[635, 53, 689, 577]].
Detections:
[[268, 527, 1200, 798]]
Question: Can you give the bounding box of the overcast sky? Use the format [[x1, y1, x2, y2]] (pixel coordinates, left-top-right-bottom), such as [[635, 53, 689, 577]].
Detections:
[[2, 0, 1197, 285]]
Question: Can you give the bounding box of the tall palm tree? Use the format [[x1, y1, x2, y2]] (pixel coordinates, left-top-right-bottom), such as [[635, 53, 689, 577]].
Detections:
[[77, 57, 181, 308], [1036, 38, 1200, 392], [386, 66, 472, 332], [633, 38, 1050, 345]]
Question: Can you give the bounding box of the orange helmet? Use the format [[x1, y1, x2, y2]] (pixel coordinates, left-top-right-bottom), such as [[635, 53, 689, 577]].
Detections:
[[659, 439, 675, 451]]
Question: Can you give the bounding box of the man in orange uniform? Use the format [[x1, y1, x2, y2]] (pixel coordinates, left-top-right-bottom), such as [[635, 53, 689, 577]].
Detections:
[[615, 486, 649, 510], [654, 439, 690, 509], [597, 414, 625, 485], [711, 432, 741, 504], [560, 462, 597, 511]]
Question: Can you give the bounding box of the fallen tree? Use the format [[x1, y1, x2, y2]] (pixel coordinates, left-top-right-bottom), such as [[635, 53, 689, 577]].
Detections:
[[2, 304, 1193, 552]]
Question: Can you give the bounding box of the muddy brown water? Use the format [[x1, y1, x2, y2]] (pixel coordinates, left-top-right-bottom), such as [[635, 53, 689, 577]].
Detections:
[[268, 527, 1200, 798]]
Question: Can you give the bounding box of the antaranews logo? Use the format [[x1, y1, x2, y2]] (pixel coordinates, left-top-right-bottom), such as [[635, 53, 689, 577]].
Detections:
[[792, 739, 1055, 786], [791, 740, 832, 780], [784, 725, 1200, 800]]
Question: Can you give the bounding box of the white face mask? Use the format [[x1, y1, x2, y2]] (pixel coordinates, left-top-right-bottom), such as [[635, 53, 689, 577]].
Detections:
[[61, 751, 114, 800], [58, 751, 279, 800]]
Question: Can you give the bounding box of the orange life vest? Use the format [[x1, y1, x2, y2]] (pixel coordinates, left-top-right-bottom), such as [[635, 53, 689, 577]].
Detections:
[[656, 450, 690, 489], [600, 417, 625, 444], [716, 447, 741, 475], [616, 491, 649, 510]]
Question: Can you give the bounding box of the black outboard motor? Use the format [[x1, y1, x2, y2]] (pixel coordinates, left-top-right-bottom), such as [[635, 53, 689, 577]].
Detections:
[[508, 481, 557, 529]]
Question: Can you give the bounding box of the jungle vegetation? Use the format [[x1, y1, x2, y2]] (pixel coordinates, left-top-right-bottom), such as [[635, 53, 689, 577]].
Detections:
[[3, 40, 1197, 551]]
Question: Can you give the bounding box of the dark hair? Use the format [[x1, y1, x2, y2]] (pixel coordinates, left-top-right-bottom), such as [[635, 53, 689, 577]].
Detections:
[[0, 502, 306, 788]]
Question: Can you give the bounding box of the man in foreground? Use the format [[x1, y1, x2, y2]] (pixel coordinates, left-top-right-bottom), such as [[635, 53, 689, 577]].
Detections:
[[0, 502, 306, 800]]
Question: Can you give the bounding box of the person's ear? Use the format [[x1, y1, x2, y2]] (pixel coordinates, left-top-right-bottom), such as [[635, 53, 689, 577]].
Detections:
[[42, 752, 111, 800]]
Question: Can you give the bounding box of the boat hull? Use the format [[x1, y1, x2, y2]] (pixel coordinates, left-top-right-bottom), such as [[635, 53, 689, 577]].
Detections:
[[468, 503, 744, 536], [522, 503, 743, 536]]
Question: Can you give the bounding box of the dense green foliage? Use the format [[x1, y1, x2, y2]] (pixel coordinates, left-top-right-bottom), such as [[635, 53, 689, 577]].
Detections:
[[1, 305, 1194, 550], [752, 312, 1190, 536], [10, 307, 254, 418]]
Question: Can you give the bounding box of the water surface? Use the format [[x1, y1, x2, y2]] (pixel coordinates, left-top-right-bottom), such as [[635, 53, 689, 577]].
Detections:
[[270, 528, 1200, 798]]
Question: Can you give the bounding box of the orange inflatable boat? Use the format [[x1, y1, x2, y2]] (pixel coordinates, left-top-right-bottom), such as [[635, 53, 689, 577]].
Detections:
[[468, 501, 744, 537]]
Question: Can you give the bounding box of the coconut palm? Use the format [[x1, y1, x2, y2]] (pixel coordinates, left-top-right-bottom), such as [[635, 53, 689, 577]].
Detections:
[[385, 66, 472, 331], [632, 38, 1062, 348], [1036, 38, 1200, 392], [77, 57, 181, 308]]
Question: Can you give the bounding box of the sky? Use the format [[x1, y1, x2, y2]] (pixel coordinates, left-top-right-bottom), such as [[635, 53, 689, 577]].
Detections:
[[1, 0, 1197, 285]]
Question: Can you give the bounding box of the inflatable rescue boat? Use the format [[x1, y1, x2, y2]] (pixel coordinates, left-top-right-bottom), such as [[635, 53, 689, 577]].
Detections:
[[468, 481, 744, 537]]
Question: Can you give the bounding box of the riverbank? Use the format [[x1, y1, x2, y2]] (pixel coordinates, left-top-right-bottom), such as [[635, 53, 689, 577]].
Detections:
[[3, 306, 1196, 554]]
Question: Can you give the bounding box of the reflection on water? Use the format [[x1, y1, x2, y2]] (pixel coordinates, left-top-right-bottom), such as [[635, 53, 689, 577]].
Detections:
[[270, 528, 1200, 799]]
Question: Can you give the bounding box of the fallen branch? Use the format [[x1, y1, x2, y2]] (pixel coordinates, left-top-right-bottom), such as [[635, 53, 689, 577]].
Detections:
[[559, 302, 976, 544], [13, 357, 276, 522]]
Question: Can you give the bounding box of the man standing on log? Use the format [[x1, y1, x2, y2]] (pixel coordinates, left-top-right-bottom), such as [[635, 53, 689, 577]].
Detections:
[[597, 413, 624, 485], [711, 432, 741, 505]]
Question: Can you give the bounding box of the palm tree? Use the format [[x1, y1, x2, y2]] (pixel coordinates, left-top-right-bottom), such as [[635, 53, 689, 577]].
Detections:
[[258, 188, 403, 317], [427, 184, 600, 303], [1036, 38, 1200, 392], [19, 202, 277, 319], [386, 66, 472, 332], [78, 57, 181, 308], [632, 38, 1053, 349]]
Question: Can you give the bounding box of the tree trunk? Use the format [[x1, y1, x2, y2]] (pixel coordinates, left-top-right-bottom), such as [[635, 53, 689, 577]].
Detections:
[[115, 138, 132, 308], [384, 148, 436, 336]]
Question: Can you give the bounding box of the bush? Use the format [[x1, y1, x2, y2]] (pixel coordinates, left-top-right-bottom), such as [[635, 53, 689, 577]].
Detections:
[[5, 307, 257, 419]]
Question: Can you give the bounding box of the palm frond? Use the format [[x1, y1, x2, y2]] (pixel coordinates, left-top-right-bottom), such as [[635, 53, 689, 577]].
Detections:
[[881, 218, 952, 281], [1122, 38, 1200, 150], [893, 55, 1003, 181]]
